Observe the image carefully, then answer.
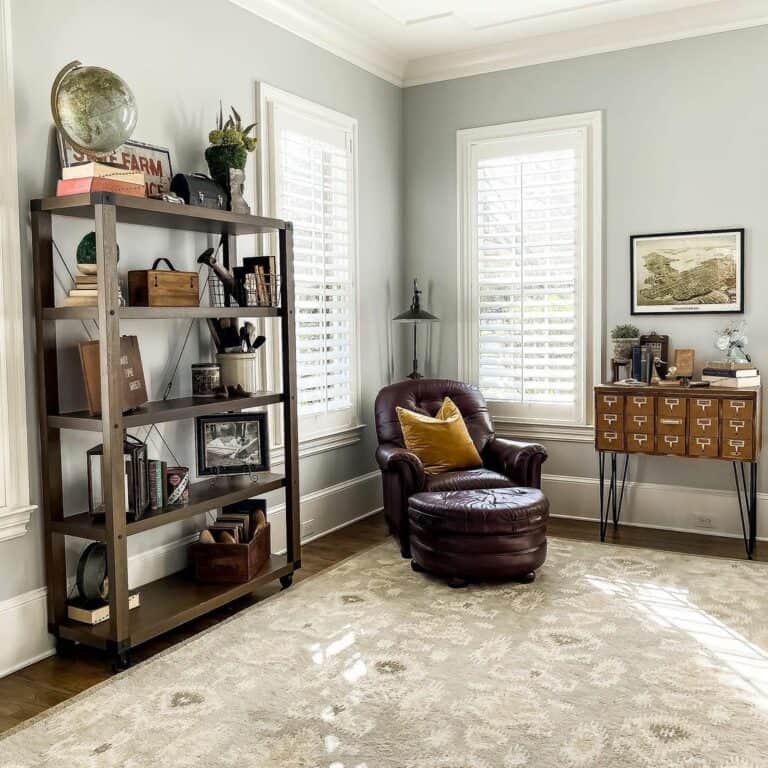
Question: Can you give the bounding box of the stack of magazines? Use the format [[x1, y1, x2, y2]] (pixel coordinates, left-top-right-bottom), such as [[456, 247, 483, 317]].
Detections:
[[701, 361, 760, 388]]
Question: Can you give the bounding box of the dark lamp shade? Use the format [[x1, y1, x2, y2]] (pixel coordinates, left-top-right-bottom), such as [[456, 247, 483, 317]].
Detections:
[[393, 308, 439, 324]]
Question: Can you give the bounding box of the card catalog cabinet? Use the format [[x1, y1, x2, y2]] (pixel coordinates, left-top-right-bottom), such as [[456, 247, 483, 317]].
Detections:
[[595, 385, 761, 461]]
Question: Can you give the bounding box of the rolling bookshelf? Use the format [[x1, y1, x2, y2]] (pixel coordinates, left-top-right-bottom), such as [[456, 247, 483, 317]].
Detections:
[[31, 192, 300, 669]]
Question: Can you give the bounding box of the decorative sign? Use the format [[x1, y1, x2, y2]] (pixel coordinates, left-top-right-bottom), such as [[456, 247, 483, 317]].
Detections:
[[57, 132, 173, 198]]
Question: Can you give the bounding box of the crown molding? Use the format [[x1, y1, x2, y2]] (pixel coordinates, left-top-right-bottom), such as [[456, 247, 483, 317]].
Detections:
[[404, 0, 768, 86], [229, 0, 768, 89], [228, 0, 406, 85]]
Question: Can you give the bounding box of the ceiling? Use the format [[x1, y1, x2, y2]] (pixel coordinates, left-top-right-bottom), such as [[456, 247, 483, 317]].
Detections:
[[231, 0, 768, 85]]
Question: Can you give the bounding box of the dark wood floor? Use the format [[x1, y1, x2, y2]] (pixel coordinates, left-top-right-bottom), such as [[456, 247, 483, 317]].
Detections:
[[0, 512, 762, 735]]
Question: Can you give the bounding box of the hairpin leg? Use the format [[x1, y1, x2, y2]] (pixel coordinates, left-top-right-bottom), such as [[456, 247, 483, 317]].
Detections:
[[733, 461, 757, 559], [598, 452, 630, 542]]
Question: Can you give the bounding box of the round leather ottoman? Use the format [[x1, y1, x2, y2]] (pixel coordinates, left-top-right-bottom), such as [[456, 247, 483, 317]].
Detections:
[[408, 488, 549, 586]]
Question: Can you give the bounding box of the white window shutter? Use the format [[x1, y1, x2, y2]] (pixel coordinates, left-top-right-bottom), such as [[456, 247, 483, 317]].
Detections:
[[476, 148, 579, 408], [273, 108, 357, 434]]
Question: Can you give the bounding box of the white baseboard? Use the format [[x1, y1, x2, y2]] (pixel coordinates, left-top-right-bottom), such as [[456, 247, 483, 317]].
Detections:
[[0, 588, 55, 677], [543, 472, 766, 541], [0, 470, 383, 678]]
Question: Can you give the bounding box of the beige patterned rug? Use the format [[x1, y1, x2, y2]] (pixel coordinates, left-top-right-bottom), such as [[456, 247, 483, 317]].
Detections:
[[2, 537, 768, 767]]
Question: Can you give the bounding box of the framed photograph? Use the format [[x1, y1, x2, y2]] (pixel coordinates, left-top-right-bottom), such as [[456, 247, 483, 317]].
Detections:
[[57, 132, 174, 198], [195, 413, 269, 476], [630, 229, 744, 315]]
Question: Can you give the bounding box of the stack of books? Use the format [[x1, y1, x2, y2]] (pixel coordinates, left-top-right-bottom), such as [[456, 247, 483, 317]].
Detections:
[[702, 361, 760, 388], [56, 161, 146, 198], [63, 268, 125, 307]]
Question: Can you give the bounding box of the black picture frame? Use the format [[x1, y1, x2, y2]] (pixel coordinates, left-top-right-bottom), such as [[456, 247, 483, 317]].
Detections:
[[630, 228, 744, 315], [195, 413, 270, 477]]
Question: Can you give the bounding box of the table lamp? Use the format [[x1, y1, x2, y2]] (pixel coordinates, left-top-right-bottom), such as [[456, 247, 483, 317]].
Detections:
[[394, 279, 439, 379]]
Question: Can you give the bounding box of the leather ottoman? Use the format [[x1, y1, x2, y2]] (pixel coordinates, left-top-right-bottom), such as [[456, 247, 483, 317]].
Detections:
[[408, 487, 549, 587]]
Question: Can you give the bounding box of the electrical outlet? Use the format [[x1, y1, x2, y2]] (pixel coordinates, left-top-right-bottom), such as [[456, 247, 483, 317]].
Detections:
[[694, 513, 714, 529]]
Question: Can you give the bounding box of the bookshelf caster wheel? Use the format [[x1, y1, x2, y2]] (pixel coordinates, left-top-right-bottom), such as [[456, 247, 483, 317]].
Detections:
[[280, 573, 294, 589], [111, 650, 132, 673], [411, 560, 425, 573], [56, 638, 76, 658]]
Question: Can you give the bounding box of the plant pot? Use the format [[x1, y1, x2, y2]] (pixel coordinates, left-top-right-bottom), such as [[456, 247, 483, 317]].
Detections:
[[612, 337, 638, 361], [205, 144, 248, 193]]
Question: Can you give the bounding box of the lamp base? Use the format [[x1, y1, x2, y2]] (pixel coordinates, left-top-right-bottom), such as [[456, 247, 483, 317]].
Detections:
[[406, 371, 423, 380]]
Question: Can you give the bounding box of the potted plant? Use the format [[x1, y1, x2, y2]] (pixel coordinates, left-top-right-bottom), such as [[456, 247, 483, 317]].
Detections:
[[610, 323, 640, 360], [205, 104, 257, 193]]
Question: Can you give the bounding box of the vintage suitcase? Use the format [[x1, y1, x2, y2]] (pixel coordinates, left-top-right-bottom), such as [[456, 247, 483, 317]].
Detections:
[[170, 173, 227, 209], [128, 258, 199, 307]]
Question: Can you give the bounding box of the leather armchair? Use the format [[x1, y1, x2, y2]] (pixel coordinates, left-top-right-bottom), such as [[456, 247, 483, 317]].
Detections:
[[375, 379, 547, 557]]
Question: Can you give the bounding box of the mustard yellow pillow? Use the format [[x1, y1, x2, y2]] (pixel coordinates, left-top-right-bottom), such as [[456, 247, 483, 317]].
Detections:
[[396, 397, 482, 474]]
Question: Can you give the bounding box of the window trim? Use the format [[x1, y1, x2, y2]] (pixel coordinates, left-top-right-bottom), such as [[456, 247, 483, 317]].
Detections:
[[0, 0, 35, 540], [457, 111, 603, 437], [256, 82, 364, 456]]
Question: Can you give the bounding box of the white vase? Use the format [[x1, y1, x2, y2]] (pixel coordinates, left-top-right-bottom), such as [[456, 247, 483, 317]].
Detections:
[[217, 352, 258, 393]]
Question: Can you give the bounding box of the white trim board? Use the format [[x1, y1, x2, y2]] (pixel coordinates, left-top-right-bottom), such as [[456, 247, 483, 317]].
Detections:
[[0, 471, 382, 678], [543, 472, 768, 541], [227, 0, 768, 87], [0, 0, 35, 541]]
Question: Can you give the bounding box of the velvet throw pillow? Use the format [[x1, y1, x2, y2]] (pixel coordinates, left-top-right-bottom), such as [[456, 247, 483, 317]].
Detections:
[[396, 397, 483, 474]]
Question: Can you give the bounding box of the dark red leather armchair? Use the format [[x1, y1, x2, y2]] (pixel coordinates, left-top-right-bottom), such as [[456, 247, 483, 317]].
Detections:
[[375, 379, 548, 557]]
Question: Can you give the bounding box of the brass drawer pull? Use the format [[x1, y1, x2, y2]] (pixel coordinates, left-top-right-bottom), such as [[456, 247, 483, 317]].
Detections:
[[696, 438, 712, 448], [632, 397, 648, 405], [663, 398, 680, 408], [729, 420, 746, 433], [696, 418, 712, 427], [632, 415, 648, 425], [659, 418, 683, 425], [604, 432, 618, 442], [603, 396, 617, 405], [632, 434, 649, 445], [695, 399, 712, 409], [663, 436, 680, 446], [603, 414, 618, 424], [729, 401, 747, 412]]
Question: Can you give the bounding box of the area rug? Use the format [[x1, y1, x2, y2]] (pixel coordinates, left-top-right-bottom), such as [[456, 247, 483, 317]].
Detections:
[[2, 538, 768, 767]]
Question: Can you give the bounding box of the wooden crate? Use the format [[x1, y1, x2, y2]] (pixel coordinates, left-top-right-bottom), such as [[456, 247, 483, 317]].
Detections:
[[189, 523, 271, 584]]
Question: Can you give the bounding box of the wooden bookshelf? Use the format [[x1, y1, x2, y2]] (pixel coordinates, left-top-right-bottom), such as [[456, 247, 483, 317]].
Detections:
[[31, 195, 300, 669]]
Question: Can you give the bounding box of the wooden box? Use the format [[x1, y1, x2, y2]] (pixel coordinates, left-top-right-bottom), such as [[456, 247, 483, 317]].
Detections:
[[189, 522, 271, 584], [128, 258, 199, 307]]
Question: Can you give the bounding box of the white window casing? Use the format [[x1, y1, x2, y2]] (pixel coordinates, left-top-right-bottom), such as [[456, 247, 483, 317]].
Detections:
[[0, 0, 35, 540], [457, 112, 603, 441], [257, 84, 363, 460]]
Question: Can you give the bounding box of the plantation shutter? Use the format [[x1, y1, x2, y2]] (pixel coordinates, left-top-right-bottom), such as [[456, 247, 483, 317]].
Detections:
[[272, 106, 357, 431], [472, 131, 585, 422]]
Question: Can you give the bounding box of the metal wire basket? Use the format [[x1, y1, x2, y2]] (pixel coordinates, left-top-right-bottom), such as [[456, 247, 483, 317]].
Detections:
[[207, 272, 281, 309]]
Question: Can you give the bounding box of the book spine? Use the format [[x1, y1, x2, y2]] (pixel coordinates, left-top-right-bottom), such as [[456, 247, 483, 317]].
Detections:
[[701, 368, 757, 378], [57, 177, 147, 197], [631, 346, 641, 380]]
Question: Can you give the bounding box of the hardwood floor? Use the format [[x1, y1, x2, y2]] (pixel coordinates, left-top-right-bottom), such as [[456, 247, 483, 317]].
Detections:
[[0, 511, 762, 735]]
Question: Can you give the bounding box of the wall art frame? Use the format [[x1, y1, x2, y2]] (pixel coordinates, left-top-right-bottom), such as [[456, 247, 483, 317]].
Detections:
[[630, 228, 744, 315]]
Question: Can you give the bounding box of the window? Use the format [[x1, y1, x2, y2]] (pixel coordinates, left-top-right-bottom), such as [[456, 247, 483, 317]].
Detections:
[[258, 85, 361, 446], [458, 112, 602, 434]]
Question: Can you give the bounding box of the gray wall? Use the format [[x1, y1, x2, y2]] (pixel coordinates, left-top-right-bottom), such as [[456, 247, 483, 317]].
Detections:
[[403, 25, 768, 494], [4, 0, 404, 602]]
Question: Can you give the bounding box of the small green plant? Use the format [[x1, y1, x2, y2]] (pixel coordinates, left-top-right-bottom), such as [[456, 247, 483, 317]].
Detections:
[[208, 103, 257, 152], [610, 323, 640, 340]]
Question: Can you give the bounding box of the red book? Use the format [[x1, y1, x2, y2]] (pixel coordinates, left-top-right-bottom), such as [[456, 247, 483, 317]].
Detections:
[[56, 177, 147, 197]]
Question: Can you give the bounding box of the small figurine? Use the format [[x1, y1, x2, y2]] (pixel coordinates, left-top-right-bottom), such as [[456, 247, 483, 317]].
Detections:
[[228, 168, 250, 215]]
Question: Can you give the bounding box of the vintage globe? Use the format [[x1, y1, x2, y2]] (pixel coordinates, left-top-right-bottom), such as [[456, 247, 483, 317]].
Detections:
[[51, 60, 137, 157]]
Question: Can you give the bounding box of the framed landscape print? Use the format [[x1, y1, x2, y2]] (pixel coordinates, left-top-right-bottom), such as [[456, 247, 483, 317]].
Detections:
[[630, 229, 744, 315]]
